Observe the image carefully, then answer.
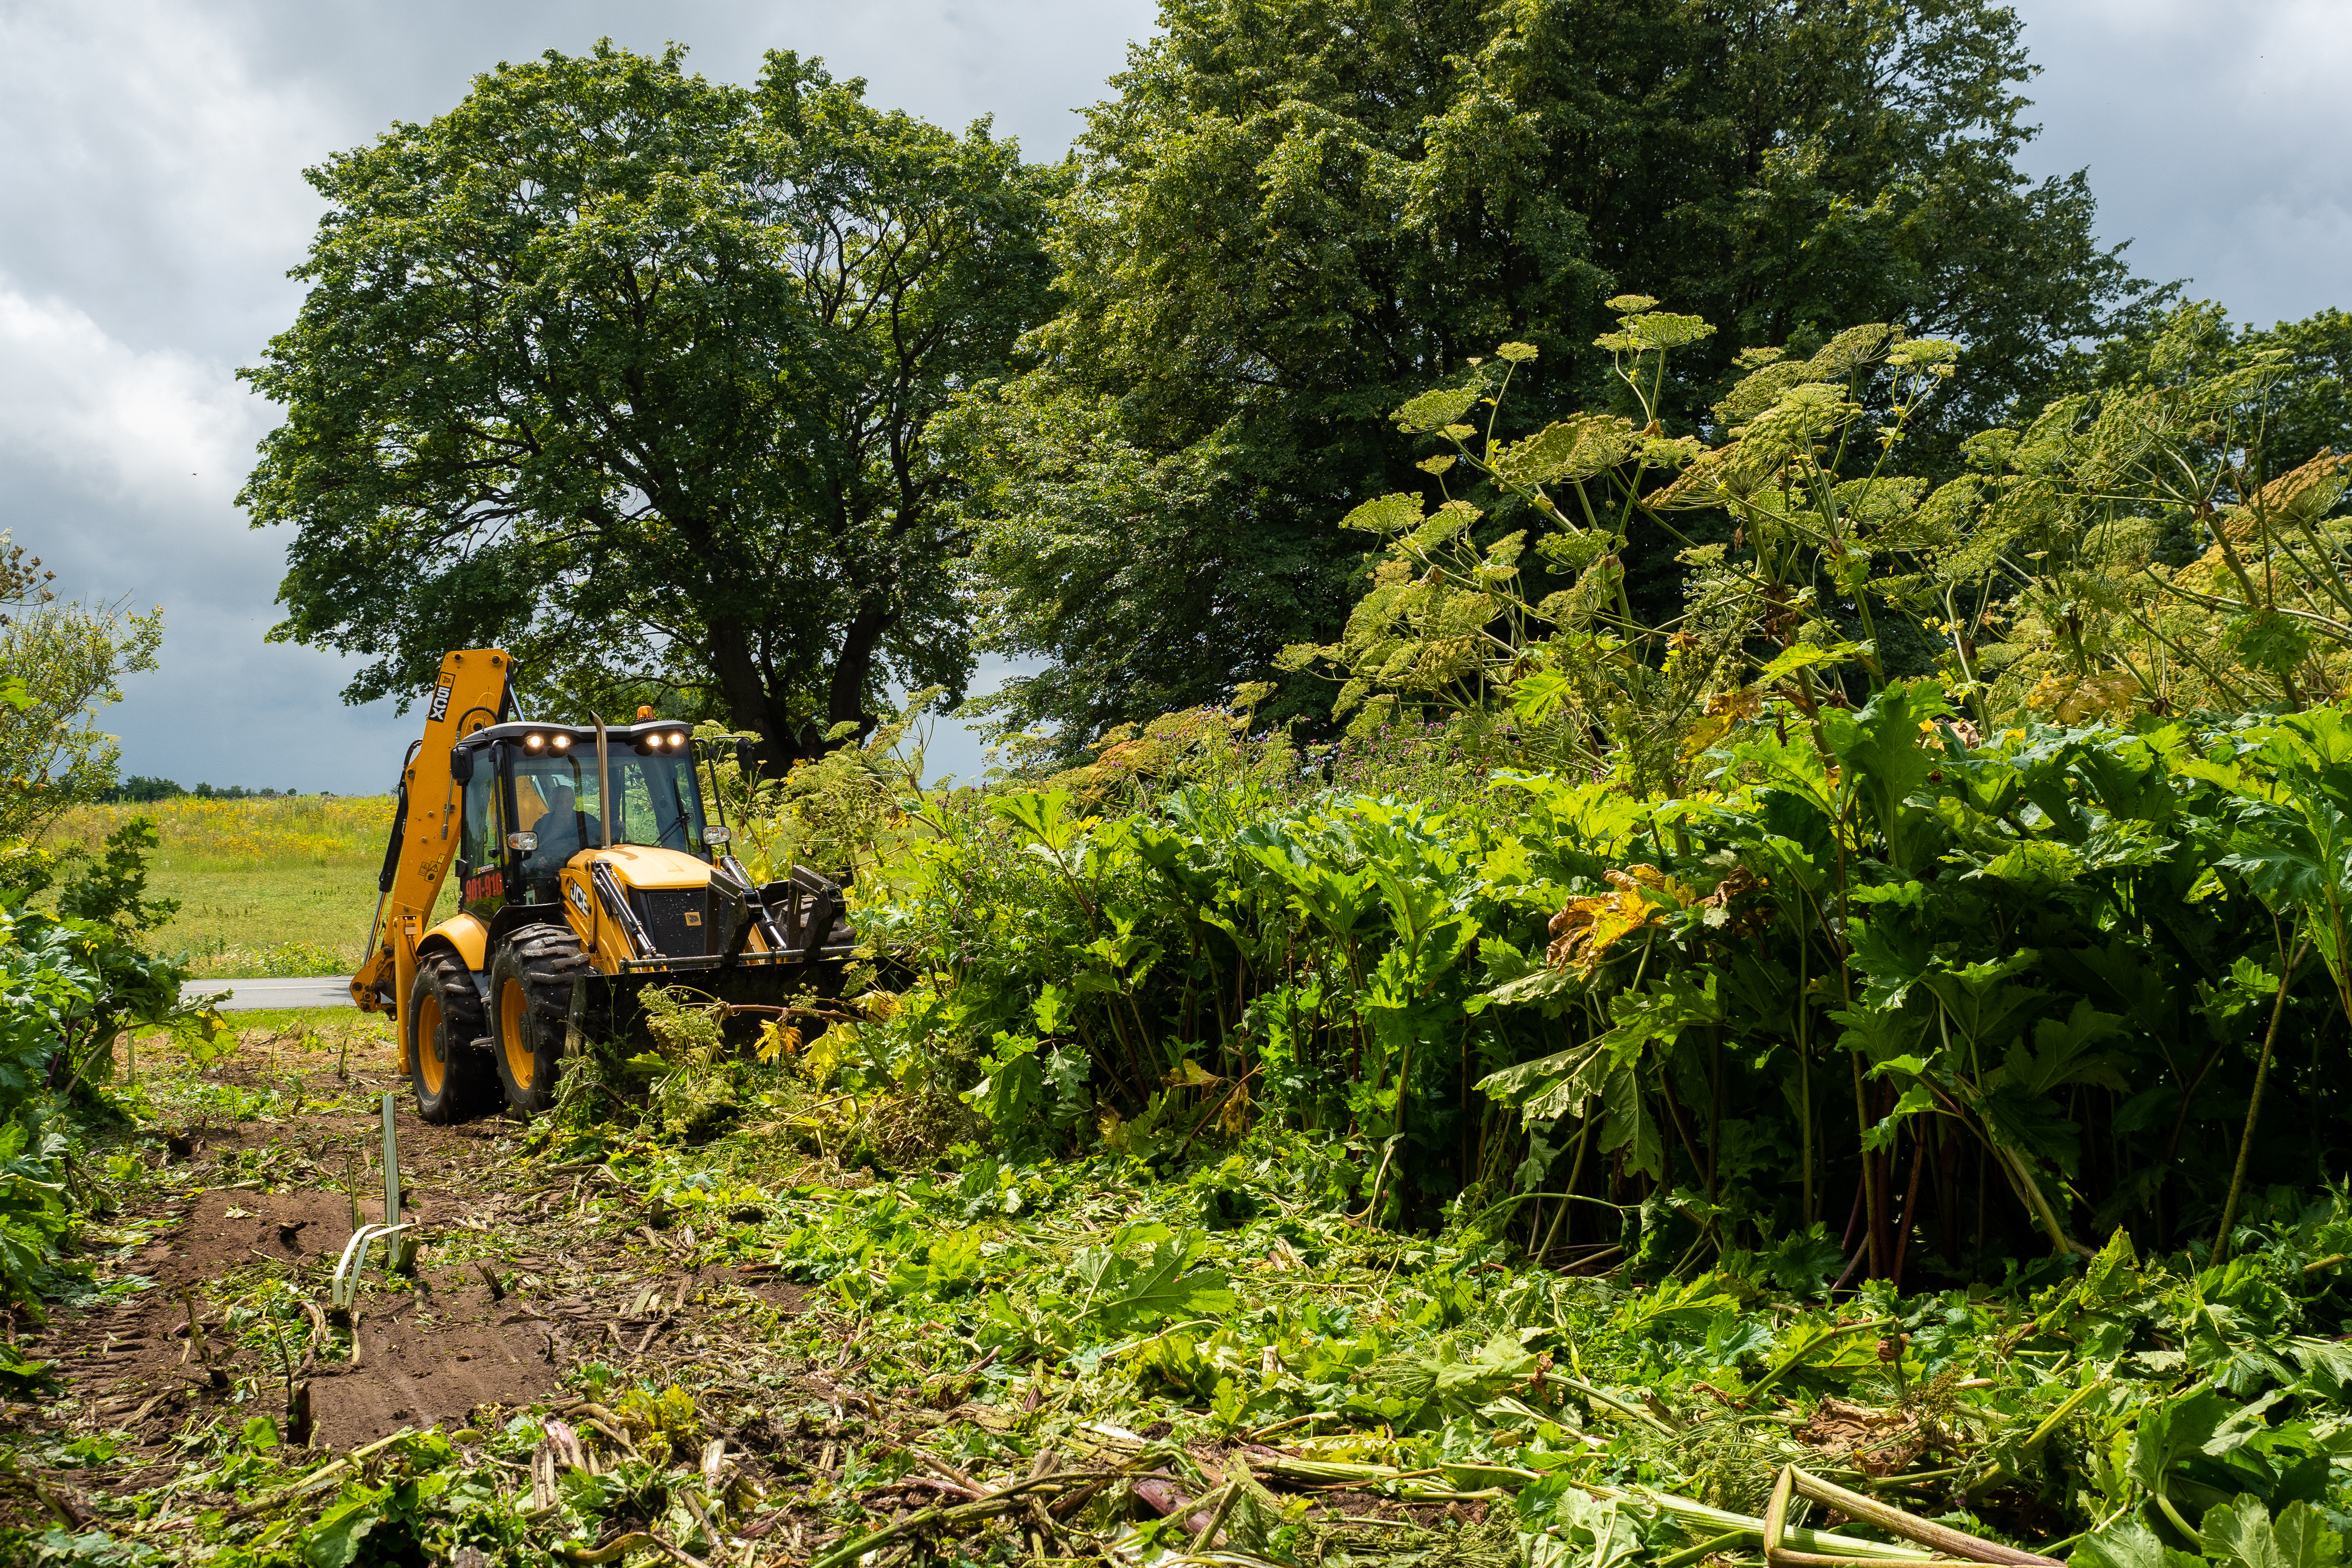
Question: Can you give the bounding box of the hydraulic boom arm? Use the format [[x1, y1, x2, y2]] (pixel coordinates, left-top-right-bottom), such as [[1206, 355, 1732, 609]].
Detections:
[[351, 649, 513, 1035]]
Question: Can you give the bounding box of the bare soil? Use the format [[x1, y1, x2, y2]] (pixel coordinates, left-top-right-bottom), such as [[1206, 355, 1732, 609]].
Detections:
[[307, 1278, 559, 1448], [16, 1041, 808, 1468]]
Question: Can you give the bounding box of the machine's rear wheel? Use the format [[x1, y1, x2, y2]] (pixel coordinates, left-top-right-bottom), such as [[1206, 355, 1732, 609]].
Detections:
[[489, 923, 591, 1116], [408, 952, 495, 1123]]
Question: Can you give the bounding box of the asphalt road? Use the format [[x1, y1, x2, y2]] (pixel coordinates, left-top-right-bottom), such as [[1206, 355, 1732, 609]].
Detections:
[[179, 977, 354, 1012]]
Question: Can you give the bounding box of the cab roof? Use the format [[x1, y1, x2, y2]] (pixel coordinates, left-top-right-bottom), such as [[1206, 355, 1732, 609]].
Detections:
[[457, 719, 695, 751]]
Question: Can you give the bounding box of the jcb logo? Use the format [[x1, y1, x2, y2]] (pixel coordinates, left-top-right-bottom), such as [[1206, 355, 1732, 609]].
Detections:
[[428, 682, 453, 723], [568, 881, 590, 917]]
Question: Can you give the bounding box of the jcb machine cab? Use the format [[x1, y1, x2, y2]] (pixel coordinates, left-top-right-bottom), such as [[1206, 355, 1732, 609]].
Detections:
[[352, 649, 853, 1120]]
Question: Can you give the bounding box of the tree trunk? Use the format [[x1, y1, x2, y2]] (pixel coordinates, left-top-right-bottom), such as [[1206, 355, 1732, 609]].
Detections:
[[707, 615, 783, 765], [826, 599, 894, 741]]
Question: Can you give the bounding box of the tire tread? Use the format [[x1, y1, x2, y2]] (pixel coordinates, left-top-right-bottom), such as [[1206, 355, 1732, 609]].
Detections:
[[411, 952, 495, 1122], [489, 923, 587, 1116]]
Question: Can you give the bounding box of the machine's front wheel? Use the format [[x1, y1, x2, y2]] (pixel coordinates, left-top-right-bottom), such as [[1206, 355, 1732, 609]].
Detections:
[[489, 923, 591, 1116], [408, 952, 495, 1123]]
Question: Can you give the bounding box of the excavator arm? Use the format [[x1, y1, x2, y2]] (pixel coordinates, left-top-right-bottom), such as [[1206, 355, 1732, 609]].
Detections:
[[350, 649, 514, 1068]]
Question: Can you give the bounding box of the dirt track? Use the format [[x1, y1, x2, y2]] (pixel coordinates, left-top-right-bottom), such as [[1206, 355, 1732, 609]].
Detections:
[[15, 1038, 806, 1475]]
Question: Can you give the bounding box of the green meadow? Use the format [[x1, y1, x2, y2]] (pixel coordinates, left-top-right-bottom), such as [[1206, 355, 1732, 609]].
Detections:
[[43, 795, 453, 977]]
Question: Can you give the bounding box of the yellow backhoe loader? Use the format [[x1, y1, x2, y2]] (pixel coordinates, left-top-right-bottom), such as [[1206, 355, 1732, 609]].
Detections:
[[351, 649, 853, 1120]]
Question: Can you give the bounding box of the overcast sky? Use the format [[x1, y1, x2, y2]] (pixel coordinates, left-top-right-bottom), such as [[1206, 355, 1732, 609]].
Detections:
[[3, 0, 2347, 795]]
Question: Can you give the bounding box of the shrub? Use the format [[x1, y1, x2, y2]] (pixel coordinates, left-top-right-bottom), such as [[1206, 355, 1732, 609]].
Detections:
[[0, 823, 210, 1307], [858, 695, 2352, 1284]]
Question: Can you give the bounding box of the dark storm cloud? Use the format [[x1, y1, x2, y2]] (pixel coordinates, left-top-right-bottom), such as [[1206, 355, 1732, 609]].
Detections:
[[0, 1, 2344, 793], [2013, 0, 2352, 327], [0, 1, 1148, 792]]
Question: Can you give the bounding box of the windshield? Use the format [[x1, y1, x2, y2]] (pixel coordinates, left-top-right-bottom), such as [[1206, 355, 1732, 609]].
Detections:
[[511, 747, 708, 864]]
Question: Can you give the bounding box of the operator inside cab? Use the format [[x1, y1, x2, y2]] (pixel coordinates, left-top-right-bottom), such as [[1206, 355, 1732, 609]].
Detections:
[[534, 777, 599, 861], [516, 772, 602, 898]]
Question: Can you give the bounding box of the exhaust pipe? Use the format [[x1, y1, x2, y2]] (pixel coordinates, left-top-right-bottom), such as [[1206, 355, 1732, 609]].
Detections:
[[593, 715, 611, 848]]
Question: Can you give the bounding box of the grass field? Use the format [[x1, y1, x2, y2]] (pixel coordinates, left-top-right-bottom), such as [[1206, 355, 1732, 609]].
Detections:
[[43, 797, 454, 978]]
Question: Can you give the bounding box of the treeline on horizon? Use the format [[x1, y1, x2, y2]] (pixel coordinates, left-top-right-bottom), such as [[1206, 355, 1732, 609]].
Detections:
[[102, 777, 318, 802]]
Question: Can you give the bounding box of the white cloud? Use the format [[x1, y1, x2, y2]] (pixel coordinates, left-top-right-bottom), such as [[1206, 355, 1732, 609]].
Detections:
[[0, 284, 258, 508], [0, 273, 392, 792], [0, 2, 335, 356]]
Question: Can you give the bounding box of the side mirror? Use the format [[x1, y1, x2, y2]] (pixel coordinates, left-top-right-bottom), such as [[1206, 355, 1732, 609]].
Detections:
[[450, 747, 474, 784], [735, 738, 760, 773]]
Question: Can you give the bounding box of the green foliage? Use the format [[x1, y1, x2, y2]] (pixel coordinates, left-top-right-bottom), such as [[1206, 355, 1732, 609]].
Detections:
[[859, 696, 2352, 1271], [241, 41, 1059, 765], [0, 585, 163, 841], [54, 819, 179, 934], [104, 776, 185, 803], [9, 1005, 2350, 1562], [697, 687, 951, 885], [1280, 301, 1964, 789], [1266, 297, 2352, 820], [744, 1138, 2352, 1557], [2068, 304, 2352, 483], [0, 827, 207, 1307], [1919, 301, 2352, 723], [1072, 1221, 1236, 1332], [957, 0, 2148, 752]]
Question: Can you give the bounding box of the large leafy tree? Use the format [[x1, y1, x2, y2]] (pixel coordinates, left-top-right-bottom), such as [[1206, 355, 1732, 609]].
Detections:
[[241, 43, 1058, 764], [960, 0, 2150, 748]]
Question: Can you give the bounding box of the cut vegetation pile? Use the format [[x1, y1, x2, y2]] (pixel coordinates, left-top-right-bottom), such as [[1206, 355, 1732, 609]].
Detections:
[[2, 1019, 2346, 1566]]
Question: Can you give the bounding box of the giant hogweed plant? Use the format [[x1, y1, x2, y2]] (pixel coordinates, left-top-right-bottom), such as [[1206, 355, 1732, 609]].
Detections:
[[852, 700, 2352, 1284], [1283, 298, 2352, 792], [1277, 296, 1967, 792], [1922, 303, 2352, 726], [1236, 298, 2352, 1273], [1468, 698, 2352, 1283]]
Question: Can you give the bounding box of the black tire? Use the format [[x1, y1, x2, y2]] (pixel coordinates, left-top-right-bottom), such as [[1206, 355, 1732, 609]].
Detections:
[[489, 923, 591, 1116], [407, 952, 495, 1123]]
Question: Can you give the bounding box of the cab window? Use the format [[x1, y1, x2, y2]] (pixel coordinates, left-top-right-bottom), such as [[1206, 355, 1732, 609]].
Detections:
[[458, 755, 500, 873], [512, 753, 601, 905]]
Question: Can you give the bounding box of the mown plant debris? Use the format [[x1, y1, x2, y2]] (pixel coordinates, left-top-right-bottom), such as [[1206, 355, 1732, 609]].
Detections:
[[2, 1022, 2346, 1565]]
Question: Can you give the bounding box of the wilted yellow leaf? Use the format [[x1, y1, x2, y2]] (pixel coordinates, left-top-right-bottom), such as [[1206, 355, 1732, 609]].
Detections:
[[754, 1020, 801, 1064], [1543, 865, 1693, 974]]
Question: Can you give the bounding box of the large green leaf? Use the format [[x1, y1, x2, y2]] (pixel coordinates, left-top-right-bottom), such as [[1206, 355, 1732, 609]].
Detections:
[[1599, 1061, 1663, 1181], [1997, 999, 2130, 1095], [1477, 1038, 1611, 1123], [301, 1494, 385, 1568], [1081, 1228, 1236, 1332], [2129, 1385, 2235, 1496], [2070, 1514, 2200, 1568], [991, 789, 1084, 853], [1819, 679, 1952, 866], [2201, 1494, 2346, 1568]]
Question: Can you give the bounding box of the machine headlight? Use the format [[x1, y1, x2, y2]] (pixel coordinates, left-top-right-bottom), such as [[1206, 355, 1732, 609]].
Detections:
[[524, 733, 544, 751], [507, 831, 537, 852], [704, 826, 731, 846], [552, 734, 571, 750]]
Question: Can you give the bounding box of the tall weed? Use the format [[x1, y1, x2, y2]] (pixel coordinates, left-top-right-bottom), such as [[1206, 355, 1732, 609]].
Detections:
[[854, 699, 2352, 1285]]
